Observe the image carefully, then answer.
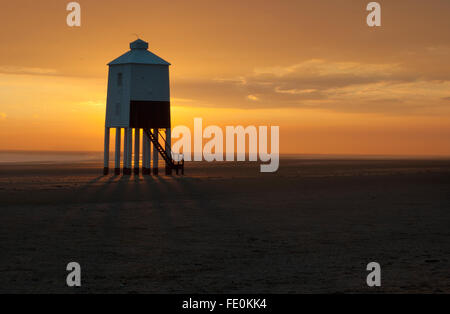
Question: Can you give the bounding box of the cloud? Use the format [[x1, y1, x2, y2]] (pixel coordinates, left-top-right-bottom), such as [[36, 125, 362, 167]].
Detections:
[[426, 46, 450, 56], [173, 59, 450, 115], [0, 66, 59, 76]]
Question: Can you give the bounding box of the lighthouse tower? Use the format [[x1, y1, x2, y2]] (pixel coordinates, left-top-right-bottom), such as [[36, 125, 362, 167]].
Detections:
[[103, 39, 183, 176]]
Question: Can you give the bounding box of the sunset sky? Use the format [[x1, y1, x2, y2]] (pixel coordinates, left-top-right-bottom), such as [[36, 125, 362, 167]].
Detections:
[[0, 0, 449, 155]]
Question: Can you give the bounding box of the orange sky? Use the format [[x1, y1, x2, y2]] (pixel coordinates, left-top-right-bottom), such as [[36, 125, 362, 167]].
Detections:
[[0, 0, 449, 155]]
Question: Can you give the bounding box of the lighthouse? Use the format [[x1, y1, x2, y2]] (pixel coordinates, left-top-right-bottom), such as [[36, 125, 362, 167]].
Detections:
[[103, 39, 183, 176]]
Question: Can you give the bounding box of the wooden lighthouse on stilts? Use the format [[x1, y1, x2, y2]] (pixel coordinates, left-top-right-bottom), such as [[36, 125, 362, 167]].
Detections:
[[103, 39, 184, 176]]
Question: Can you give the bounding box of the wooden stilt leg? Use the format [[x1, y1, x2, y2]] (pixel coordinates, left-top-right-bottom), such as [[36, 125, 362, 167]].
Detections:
[[114, 128, 121, 175], [103, 127, 110, 175]]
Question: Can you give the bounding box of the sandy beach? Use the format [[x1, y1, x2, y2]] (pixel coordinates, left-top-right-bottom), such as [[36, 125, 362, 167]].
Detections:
[[1, 158, 450, 293]]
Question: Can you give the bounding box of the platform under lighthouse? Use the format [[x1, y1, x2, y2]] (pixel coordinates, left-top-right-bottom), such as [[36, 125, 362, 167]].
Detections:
[[103, 39, 183, 176]]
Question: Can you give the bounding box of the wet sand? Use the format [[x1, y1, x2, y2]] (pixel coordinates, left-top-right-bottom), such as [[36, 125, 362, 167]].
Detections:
[[0, 159, 450, 293]]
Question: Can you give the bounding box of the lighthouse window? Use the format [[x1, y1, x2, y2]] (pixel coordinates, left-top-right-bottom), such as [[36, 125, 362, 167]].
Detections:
[[117, 73, 123, 86]]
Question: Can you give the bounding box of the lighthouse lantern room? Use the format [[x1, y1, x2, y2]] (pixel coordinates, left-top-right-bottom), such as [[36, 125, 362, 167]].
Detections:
[[103, 39, 183, 176]]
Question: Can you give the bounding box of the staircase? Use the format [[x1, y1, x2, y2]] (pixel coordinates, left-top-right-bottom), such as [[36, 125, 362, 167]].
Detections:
[[144, 128, 184, 175]]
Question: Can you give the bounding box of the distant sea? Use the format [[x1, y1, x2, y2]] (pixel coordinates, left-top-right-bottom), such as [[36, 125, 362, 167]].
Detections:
[[0, 151, 103, 164], [0, 150, 448, 164]]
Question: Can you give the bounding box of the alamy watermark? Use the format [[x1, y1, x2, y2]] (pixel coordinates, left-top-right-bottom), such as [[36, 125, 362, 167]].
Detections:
[[171, 118, 279, 173], [366, 262, 381, 287], [66, 262, 81, 287], [66, 2, 81, 27], [66, 2, 381, 28], [366, 2, 381, 27]]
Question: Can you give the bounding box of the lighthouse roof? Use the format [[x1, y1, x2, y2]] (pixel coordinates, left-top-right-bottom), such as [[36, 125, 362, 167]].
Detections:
[[108, 39, 171, 66]]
